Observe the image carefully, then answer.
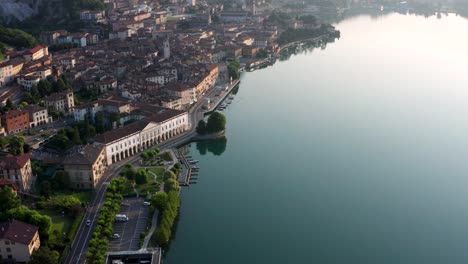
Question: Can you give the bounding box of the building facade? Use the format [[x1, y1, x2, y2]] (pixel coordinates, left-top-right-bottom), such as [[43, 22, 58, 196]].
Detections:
[[44, 90, 75, 113], [24, 105, 51, 128], [0, 154, 33, 192], [1, 110, 30, 135], [0, 220, 40, 263], [63, 143, 107, 189], [95, 109, 189, 165]]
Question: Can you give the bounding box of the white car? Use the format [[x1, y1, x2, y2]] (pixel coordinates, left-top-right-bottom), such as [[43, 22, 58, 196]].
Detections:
[[111, 234, 120, 239], [143, 201, 151, 206], [86, 219, 91, 226]]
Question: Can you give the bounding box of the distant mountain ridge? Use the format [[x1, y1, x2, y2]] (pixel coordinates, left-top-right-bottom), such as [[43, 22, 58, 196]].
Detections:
[[0, 0, 43, 23]]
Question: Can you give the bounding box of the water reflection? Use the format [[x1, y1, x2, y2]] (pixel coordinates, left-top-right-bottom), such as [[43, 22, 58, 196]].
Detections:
[[195, 136, 227, 156]]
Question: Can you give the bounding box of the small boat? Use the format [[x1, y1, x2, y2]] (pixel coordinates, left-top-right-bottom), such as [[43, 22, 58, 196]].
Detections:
[[229, 96, 234, 99], [189, 160, 199, 164], [191, 177, 198, 180], [185, 155, 192, 159]]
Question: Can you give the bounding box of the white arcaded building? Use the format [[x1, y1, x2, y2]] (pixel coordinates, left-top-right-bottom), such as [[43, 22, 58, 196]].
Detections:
[[94, 107, 189, 165]]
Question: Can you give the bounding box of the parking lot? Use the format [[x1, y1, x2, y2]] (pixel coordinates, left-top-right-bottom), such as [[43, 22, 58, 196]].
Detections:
[[108, 197, 151, 251]]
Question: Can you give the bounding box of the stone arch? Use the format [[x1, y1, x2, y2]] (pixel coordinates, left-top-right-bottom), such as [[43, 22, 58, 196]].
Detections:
[[120, 151, 124, 160], [112, 155, 115, 164]]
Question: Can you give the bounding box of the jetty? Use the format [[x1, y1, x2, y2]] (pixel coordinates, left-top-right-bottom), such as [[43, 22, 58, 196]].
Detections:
[[177, 150, 193, 186]]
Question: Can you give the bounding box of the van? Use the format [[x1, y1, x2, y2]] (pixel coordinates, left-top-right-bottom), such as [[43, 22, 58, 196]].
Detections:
[[115, 214, 129, 222]]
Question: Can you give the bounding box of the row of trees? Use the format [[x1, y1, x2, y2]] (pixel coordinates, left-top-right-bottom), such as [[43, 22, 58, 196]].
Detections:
[[151, 164, 183, 246], [196, 112, 227, 135], [140, 149, 161, 162], [152, 190, 181, 246], [86, 177, 126, 264]]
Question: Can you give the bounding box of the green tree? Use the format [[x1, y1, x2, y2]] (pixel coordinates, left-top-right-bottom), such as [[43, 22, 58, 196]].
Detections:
[[7, 206, 52, 238], [28, 246, 60, 264], [40, 180, 52, 198], [0, 137, 8, 149], [164, 178, 180, 192], [52, 78, 68, 93], [205, 112, 226, 133], [227, 60, 241, 79], [135, 169, 148, 185], [196, 119, 207, 135], [72, 127, 82, 145], [37, 79, 52, 97], [163, 171, 177, 181], [5, 98, 14, 110], [94, 112, 105, 134], [0, 186, 20, 213], [152, 192, 168, 209], [54, 170, 71, 190], [9, 135, 25, 155]]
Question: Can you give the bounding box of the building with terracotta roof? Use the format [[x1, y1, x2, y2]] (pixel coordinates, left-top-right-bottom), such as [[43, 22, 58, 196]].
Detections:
[[23, 46, 49, 62], [63, 143, 107, 189], [1, 109, 30, 135], [0, 153, 33, 192], [0, 220, 40, 263]]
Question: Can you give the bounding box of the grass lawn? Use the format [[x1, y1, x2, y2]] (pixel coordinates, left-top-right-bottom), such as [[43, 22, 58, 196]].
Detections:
[[39, 209, 74, 241], [148, 167, 166, 184], [68, 191, 93, 203], [135, 167, 166, 196]]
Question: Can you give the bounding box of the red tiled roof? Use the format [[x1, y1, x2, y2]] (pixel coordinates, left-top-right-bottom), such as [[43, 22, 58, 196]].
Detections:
[[0, 220, 38, 245], [2, 109, 29, 119], [27, 46, 46, 55], [0, 153, 32, 170]]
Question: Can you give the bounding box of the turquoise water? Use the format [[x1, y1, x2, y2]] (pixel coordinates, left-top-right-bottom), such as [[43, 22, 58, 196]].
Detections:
[[165, 13, 468, 264]]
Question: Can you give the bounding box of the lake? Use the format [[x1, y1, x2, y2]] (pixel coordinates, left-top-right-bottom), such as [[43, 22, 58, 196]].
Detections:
[[165, 12, 468, 264]]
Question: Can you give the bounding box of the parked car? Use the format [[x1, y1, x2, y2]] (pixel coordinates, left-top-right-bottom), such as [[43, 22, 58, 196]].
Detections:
[[86, 219, 91, 226], [143, 201, 151, 206], [111, 234, 120, 239]]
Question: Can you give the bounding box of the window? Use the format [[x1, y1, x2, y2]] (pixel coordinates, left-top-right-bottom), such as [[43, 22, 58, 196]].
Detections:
[[6, 248, 10, 252], [4, 241, 9, 245]]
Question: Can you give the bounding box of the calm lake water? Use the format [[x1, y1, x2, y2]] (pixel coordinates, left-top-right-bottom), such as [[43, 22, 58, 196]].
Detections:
[[165, 13, 468, 264]]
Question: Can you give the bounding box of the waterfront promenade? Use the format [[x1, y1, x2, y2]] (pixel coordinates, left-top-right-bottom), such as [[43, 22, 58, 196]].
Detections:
[[66, 78, 239, 263]]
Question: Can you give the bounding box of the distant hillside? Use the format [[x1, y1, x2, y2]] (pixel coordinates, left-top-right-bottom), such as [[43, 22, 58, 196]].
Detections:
[[0, 25, 39, 59], [0, 0, 104, 33]]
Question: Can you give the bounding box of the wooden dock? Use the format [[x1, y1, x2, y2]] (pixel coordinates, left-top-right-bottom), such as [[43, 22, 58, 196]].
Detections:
[[177, 150, 192, 186]]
